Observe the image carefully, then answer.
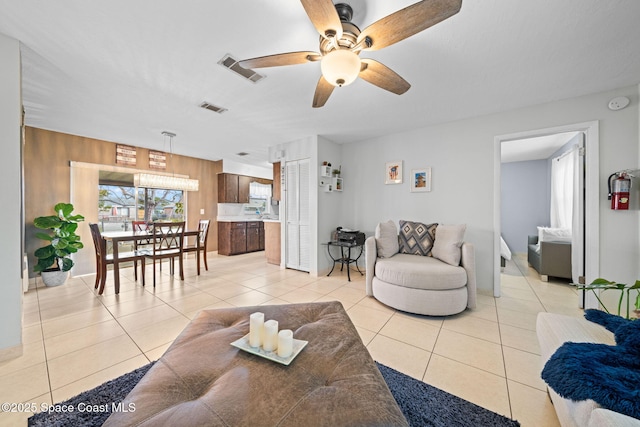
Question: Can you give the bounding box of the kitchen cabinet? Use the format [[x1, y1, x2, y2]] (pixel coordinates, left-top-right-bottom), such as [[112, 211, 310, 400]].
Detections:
[[246, 221, 264, 252], [218, 173, 238, 203], [264, 221, 281, 265], [217, 173, 251, 203], [272, 162, 281, 201], [218, 173, 272, 203], [258, 222, 264, 251], [238, 175, 251, 203], [218, 221, 264, 256], [218, 222, 247, 255]]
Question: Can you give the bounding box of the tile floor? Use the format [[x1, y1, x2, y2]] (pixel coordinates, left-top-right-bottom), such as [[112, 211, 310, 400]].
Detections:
[[0, 251, 582, 426]]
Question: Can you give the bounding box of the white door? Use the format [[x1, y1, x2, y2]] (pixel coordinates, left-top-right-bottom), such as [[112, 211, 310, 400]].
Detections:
[[286, 159, 310, 271]]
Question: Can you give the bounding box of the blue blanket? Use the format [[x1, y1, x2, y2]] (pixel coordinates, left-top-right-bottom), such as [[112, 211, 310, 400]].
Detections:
[[541, 309, 640, 420]]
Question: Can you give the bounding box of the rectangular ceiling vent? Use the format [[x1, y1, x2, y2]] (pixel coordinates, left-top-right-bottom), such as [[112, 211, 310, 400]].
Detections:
[[200, 102, 228, 114], [218, 54, 265, 83]]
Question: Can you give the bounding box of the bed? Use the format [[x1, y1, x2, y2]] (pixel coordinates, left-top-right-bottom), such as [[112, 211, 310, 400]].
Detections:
[[500, 236, 512, 269]]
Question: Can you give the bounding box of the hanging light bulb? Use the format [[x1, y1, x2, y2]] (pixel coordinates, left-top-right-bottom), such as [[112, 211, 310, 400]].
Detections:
[[320, 49, 361, 87]]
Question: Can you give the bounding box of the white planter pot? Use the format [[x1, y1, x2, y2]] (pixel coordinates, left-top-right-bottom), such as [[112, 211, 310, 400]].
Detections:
[[41, 269, 69, 287]]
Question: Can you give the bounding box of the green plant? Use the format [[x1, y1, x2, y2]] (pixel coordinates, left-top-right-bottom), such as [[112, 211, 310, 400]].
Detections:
[[34, 203, 85, 273], [577, 278, 640, 319]]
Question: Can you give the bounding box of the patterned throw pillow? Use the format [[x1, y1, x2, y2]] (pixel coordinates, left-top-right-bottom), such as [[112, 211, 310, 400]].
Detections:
[[398, 220, 438, 256]]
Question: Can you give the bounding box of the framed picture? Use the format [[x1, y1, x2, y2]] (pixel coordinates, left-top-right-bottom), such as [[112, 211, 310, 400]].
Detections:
[[410, 168, 431, 192], [385, 161, 403, 184]]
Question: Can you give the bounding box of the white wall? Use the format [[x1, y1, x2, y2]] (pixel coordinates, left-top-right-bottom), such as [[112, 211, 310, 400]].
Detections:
[[222, 159, 272, 179], [501, 159, 549, 253], [340, 85, 640, 294], [317, 137, 343, 275], [0, 32, 23, 358]]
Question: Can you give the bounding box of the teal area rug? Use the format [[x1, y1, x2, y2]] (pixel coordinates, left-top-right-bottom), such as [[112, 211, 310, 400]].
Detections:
[[28, 362, 520, 426]]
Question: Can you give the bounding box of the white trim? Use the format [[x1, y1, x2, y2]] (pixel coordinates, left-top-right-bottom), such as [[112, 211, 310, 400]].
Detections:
[[0, 343, 23, 363], [493, 121, 599, 308]]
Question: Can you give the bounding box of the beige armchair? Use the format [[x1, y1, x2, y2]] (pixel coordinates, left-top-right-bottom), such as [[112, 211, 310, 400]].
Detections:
[[365, 222, 476, 316]]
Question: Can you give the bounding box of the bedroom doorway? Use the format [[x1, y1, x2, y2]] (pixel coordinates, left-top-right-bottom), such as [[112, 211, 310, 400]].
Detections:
[[493, 121, 600, 309]]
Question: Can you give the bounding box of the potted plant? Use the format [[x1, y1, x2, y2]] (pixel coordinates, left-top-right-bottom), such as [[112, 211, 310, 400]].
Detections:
[[577, 278, 640, 319], [34, 202, 85, 286]]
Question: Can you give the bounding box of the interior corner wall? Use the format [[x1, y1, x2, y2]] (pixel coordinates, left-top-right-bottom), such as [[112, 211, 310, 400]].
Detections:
[[317, 136, 343, 275], [501, 160, 550, 253], [340, 85, 640, 294], [0, 32, 23, 357]]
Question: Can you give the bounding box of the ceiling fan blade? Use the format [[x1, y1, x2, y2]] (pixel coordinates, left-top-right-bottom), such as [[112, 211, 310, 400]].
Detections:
[[239, 52, 321, 69], [359, 59, 411, 95], [312, 76, 335, 108], [357, 0, 462, 51], [300, 0, 343, 40]]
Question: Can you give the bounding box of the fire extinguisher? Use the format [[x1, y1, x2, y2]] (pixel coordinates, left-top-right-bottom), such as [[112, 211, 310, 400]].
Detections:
[[608, 172, 631, 210]]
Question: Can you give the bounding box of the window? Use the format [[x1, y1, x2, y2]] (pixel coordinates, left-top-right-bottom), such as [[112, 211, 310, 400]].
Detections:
[[137, 187, 185, 223], [98, 172, 185, 232]]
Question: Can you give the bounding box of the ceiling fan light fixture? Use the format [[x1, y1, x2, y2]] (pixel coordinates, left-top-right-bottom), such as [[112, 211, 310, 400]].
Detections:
[[320, 49, 361, 87]]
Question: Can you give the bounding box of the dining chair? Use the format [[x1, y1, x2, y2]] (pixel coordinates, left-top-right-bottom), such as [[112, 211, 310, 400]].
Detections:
[[183, 219, 210, 272], [144, 221, 186, 286], [132, 220, 150, 233], [89, 223, 145, 294], [131, 220, 153, 252]]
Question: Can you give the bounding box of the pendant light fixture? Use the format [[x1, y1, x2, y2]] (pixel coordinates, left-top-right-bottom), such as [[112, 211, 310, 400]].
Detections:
[[134, 132, 199, 191]]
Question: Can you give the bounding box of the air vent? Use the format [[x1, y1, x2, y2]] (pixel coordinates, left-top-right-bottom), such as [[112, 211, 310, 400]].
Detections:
[[218, 54, 265, 83], [200, 102, 228, 114]]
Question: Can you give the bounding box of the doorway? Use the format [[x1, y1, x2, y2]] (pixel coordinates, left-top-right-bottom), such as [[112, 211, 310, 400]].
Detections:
[[493, 121, 600, 309]]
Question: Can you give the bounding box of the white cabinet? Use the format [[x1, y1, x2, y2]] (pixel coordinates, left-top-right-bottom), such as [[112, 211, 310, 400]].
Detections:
[[332, 177, 342, 191], [320, 165, 331, 177]]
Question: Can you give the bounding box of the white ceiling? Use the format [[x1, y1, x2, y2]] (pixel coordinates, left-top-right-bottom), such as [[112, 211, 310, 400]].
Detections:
[[501, 132, 581, 163], [1, 0, 639, 168]]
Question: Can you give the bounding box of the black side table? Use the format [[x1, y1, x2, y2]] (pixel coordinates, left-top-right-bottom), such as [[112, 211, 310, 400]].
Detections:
[[325, 241, 364, 281]]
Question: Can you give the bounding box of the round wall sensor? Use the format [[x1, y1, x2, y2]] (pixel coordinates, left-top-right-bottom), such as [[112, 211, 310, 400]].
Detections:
[[608, 96, 630, 111]]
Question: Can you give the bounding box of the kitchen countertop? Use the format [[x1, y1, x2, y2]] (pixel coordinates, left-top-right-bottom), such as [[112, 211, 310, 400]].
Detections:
[[217, 216, 279, 223]]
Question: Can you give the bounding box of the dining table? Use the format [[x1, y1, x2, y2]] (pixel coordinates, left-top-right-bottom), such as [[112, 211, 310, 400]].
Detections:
[[101, 228, 202, 294]]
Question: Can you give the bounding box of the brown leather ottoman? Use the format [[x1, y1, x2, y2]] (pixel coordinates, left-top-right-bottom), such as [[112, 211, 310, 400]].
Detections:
[[104, 301, 408, 426]]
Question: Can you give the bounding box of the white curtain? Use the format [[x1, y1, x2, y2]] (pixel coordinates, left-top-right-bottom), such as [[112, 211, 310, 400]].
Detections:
[[550, 147, 578, 229], [550, 144, 582, 284]]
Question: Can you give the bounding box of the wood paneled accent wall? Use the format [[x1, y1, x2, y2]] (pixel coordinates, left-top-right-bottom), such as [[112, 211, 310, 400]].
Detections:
[[24, 127, 222, 277]]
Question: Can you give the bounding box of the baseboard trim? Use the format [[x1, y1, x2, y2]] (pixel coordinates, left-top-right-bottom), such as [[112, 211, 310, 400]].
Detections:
[[0, 343, 23, 363]]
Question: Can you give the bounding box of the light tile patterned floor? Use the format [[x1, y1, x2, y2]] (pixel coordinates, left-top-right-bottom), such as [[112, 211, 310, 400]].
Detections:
[[0, 252, 580, 426]]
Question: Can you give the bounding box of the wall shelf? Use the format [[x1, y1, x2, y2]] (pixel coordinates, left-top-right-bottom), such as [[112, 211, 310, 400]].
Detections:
[[320, 164, 342, 192], [333, 177, 342, 192]]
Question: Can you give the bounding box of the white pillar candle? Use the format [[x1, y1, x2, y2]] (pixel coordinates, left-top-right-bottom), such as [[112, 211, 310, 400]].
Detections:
[[262, 319, 279, 352], [277, 329, 293, 358], [249, 312, 264, 348]]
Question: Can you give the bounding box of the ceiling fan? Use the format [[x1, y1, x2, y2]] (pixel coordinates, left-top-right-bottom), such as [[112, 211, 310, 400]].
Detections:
[[239, 0, 462, 108]]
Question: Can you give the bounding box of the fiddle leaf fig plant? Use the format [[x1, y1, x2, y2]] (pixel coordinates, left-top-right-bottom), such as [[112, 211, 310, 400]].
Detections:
[[34, 203, 85, 273]]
